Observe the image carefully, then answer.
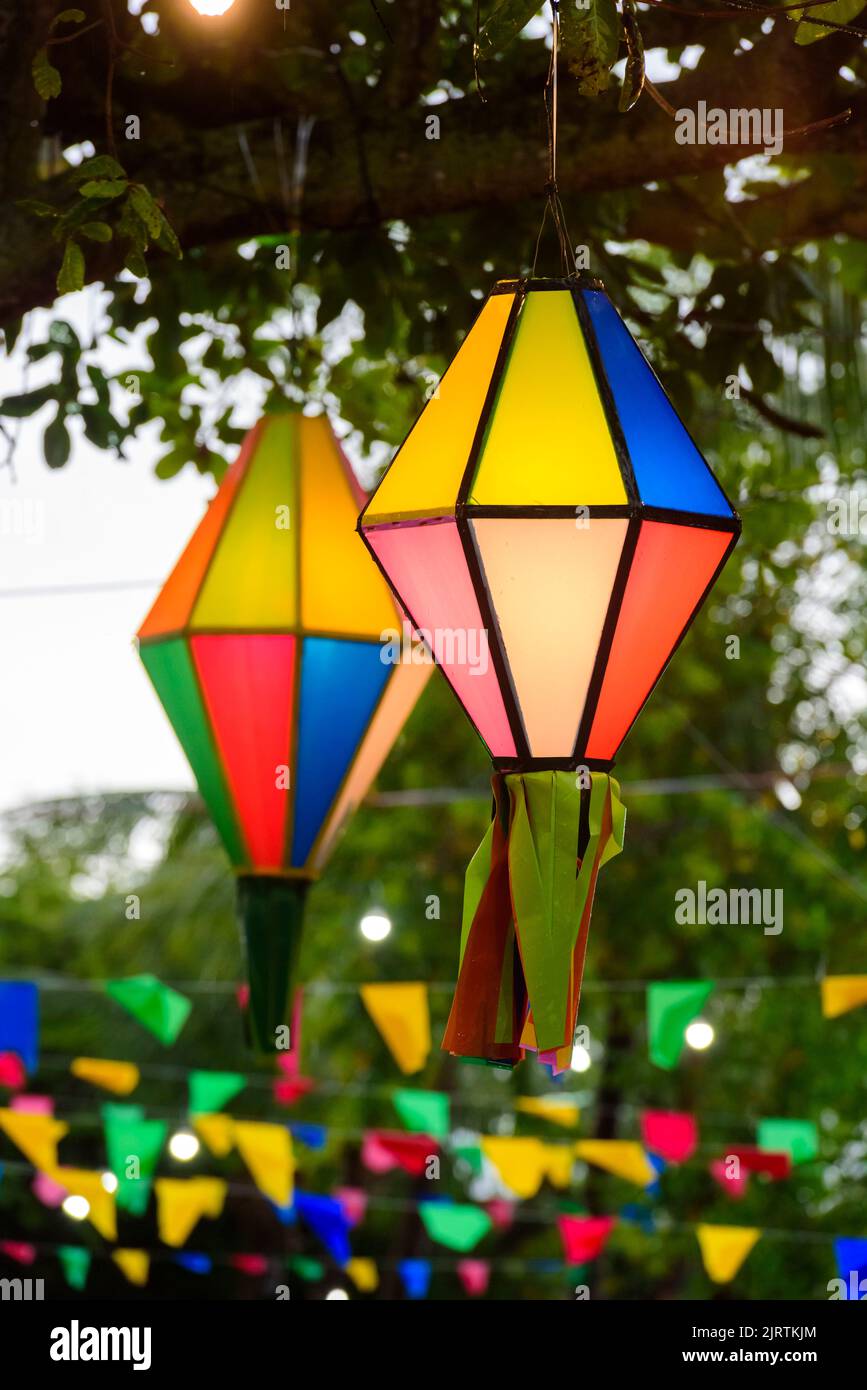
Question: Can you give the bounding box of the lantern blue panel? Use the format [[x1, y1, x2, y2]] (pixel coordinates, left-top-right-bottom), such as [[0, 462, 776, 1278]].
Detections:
[[0, 981, 39, 1072], [581, 289, 733, 518], [291, 637, 389, 866]]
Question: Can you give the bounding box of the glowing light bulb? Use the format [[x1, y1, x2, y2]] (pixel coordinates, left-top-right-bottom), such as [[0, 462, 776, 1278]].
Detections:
[[62, 1194, 90, 1221], [169, 1129, 200, 1161], [326, 1288, 350, 1300], [360, 910, 391, 943], [686, 1019, 714, 1051], [570, 1043, 591, 1073], [101, 1171, 118, 1193], [189, 0, 236, 15]]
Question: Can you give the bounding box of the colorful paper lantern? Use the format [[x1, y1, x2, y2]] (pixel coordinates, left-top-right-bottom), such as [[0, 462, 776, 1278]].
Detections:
[[359, 275, 740, 1068], [137, 414, 430, 1048]]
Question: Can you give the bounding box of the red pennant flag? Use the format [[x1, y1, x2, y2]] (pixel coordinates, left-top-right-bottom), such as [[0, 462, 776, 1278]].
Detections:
[[457, 1259, 490, 1296], [725, 1146, 791, 1181], [709, 1158, 749, 1200], [641, 1110, 698, 1164], [361, 1131, 438, 1177], [558, 1215, 616, 1265]]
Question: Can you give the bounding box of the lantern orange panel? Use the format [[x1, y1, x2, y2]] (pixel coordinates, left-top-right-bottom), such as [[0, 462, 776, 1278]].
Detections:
[[190, 634, 297, 870], [363, 293, 515, 523], [137, 430, 256, 640], [365, 519, 517, 758], [299, 416, 397, 638], [585, 521, 733, 761], [472, 516, 629, 758]]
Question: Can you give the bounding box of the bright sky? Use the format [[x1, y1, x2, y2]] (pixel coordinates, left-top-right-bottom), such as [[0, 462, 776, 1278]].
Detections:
[[0, 291, 215, 813]]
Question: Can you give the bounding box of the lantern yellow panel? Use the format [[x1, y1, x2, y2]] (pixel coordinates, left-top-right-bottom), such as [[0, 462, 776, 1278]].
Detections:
[[468, 291, 627, 506], [192, 415, 298, 630], [363, 292, 515, 523], [472, 517, 628, 758], [310, 658, 431, 873], [299, 416, 397, 637]]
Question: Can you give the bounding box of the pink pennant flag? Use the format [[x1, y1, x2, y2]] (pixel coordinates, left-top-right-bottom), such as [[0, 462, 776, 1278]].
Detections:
[[457, 1259, 490, 1296], [641, 1110, 698, 1164], [709, 1158, 749, 1199], [335, 1187, 368, 1228], [232, 1254, 268, 1276], [32, 1172, 67, 1208], [0, 1241, 36, 1265], [273, 1076, 315, 1106], [11, 1094, 54, 1115], [0, 1053, 26, 1090], [486, 1199, 515, 1231], [558, 1215, 616, 1265]]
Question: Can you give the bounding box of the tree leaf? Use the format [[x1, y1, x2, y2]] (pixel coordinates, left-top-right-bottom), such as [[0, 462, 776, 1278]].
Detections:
[[78, 179, 128, 200], [560, 0, 621, 97], [57, 239, 85, 296], [32, 48, 61, 100], [16, 199, 58, 219], [155, 210, 182, 260], [80, 222, 113, 243], [0, 384, 58, 418], [44, 408, 71, 468], [124, 249, 148, 279], [75, 155, 127, 182], [50, 8, 86, 30], [794, 0, 867, 44], [129, 186, 163, 239], [619, 0, 645, 113], [478, 0, 544, 54]]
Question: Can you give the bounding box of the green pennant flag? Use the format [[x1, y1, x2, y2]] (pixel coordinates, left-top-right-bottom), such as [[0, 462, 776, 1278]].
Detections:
[[188, 1070, 246, 1116], [58, 1246, 91, 1291], [757, 1117, 819, 1166], [289, 1256, 324, 1281], [393, 1089, 450, 1139], [103, 1103, 168, 1216], [647, 980, 714, 1070], [105, 974, 191, 1045], [419, 1202, 492, 1252], [453, 1144, 484, 1177]]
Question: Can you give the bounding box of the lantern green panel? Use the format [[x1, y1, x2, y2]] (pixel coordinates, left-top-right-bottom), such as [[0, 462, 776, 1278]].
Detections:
[[139, 637, 246, 864]]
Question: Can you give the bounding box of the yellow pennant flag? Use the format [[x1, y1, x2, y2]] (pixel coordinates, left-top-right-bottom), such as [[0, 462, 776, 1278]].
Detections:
[[71, 1057, 140, 1095], [543, 1142, 574, 1190], [346, 1257, 379, 1292], [0, 1110, 68, 1172], [193, 1113, 236, 1158], [821, 975, 867, 1018], [234, 1121, 294, 1207], [50, 1167, 117, 1241], [574, 1140, 656, 1188], [696, 1225, 761, 1283], [113, 1249, 150, 1286], [155, 1177, 227, 1247], [360, 983, 431, 1075], [482, 1137, 551, 1199], [516, 1097, 580, 1129]]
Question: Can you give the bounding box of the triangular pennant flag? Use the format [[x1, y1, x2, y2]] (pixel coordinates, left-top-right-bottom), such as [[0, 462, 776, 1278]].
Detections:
[[361, 1131, 437, 1177], [558, 1214, 616, 1264], [0, 1241, 35, 1264], [398, 1258, 431, 1300], [0, 1053, 26, 1088], [756, 1118, 818, 1166], [710, 1157, 749, 1199], [0, 1109, 68, 1171], [574, 1141, 656, 1188], [289, 1255, 324, 1281], [188, 1070, 246, 1115], [103, 1104, 168, 1216], [0, 982, 39, 1071], [821, 975, 867, 1018], [176, 1252, 213, 1275], [640, 1110, 698, 1164], [234, 1121, 294, 1207], [515, 1096, 580, 1129], [105, 974, 191, 1044], [295, 1191, 352, 1263], [345, 1257, 378, 1293], [834, 1237, 867, 1300], [392, 1089, 450, 1138], [647, 981, 714, 1069], [58, 1246, 90, 1291], [71, 1057, 140, 1096], [155, 1177, 227, 1247], [724, 1145, 791, 1181], [457, 1259, 490, 1296], [193, 1113, 235, 1158], [696, 1225, 761, 1283], [360, 983, 430, 1075], [481, 1136, 551, 1199], [419, 1201, 492, 1252], [51, 1167, 117, 1241], [112, 1249, 150, 1287]]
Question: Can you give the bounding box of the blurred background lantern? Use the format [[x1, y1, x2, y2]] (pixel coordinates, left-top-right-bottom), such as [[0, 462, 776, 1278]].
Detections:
[[137, 414, 430, 1050], [359, 276, 740, 1069]]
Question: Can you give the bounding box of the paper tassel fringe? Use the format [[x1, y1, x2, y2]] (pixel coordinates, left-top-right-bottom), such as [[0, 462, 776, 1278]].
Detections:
[[442, 771, 625, 1067]]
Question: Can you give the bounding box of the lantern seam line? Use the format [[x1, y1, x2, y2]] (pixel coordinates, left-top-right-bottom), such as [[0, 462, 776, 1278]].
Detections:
[[456, 287, 525, 510], [573, 287, 640, 509], [573, 515, 642, 764], [461, 512, 530, 761]]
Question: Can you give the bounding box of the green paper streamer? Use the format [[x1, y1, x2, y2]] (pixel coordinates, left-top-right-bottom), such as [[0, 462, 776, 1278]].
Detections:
[[393, 1089, 450, 1138], [647, 980, 714, 1069], [237, 875, 308, 1052], [419, 1201, 492, 1252], [189, 1069, 246, 1116], [103, 1103, 168, 1216], [58, 1245, 91, 1291], [105, 974, 191, 1045], [757, 1117, 819, 1166]]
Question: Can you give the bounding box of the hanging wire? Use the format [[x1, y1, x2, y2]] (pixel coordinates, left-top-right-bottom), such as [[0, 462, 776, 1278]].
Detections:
[[532, 0, 577, 278]]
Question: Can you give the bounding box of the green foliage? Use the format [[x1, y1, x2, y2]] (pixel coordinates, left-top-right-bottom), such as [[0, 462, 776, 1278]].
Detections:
[[477, 0, 543, 54], [794, 0, 867, 44], [559, 0, 621, 96], [31, 48, 62, 101]]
